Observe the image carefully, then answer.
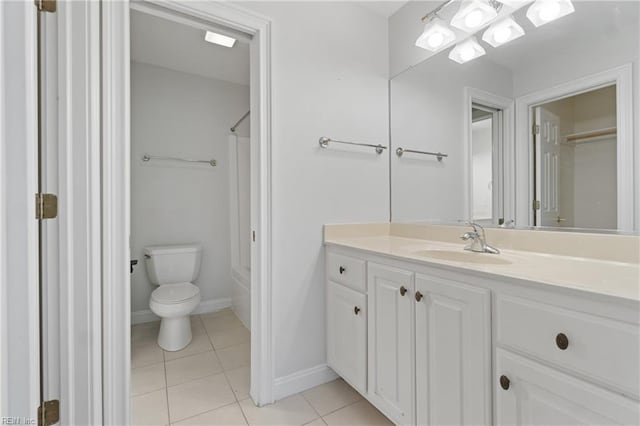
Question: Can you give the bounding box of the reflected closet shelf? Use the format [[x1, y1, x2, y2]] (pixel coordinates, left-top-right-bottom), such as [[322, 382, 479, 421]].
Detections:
[[564, 127, 617, 144]]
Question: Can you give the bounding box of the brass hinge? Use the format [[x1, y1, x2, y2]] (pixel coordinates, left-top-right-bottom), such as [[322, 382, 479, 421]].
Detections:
[[38, 400, 60, 426], [532, 124, 540, 135], [34, 0, 56, 12], [36, 193, 58, 220], [252, 230, 256, 242], [532, 200, 541, 210]]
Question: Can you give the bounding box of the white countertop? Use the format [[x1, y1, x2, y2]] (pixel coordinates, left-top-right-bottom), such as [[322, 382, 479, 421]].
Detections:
[[325, 234, 640, 302]]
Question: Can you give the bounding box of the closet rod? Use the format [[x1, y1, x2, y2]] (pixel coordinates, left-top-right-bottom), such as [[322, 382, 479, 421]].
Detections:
[[142, 154, 217, 167], [231, 111, 250, 132]]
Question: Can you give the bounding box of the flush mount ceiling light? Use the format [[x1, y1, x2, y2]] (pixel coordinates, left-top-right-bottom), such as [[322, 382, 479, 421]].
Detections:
[[482, 15, 525, 47], [526, 0, 575, 27], [449, 36, 486, 63], [450, 0, 500, 33], [415, 17, 457, 51], [204, 31, 236, 48]]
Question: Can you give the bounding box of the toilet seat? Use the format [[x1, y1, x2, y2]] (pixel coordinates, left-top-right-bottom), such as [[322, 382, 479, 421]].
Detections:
[[151, 282, 200, 304]]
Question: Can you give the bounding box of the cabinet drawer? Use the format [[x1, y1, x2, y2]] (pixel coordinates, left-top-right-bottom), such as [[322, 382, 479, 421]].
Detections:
[[496, 295, 640, 398], [327, 252, 366, 292]]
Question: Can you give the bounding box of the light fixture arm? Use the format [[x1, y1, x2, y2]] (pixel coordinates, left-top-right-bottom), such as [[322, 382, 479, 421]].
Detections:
[[421, 0, 503, 22]]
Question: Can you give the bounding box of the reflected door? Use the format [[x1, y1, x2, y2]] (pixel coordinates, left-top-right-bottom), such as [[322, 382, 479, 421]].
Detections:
[[534, 107, 562, 227]]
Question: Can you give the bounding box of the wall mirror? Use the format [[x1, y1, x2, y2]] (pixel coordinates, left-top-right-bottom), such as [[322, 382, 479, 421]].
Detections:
[[390, 0, 638, 232]]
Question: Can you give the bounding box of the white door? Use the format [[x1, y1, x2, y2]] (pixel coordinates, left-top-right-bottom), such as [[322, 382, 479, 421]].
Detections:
[[327, 281, 367, 393], [415, 274, 491, 426], [496, 348, 639, 425], [367, 263, 414, 425], [535, 107, 563, 227]]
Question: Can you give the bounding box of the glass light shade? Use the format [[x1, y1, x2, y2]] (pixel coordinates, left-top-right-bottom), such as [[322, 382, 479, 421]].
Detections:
[[526, 0, 575, 27], [497, 0, 533, 7], [482, 16, 525, 47], [450, 0, 499, 33], [448, 37, 486, 63], [415, 17, 457, 51]]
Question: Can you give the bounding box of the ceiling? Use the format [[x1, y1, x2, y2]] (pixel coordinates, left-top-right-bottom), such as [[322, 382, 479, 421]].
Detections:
[[130, 9, 250, 86], [357, 1, 408, 17]]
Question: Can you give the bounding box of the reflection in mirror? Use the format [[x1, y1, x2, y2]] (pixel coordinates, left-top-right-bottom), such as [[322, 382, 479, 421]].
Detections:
[[389, 0, 638, 232]]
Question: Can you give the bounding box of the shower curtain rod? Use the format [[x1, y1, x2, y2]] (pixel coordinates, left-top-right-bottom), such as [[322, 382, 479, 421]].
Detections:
[[231, 110, 250, 132]]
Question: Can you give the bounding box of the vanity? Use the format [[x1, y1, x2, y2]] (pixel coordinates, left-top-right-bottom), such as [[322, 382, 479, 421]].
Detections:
[[324, 223, 640, 426]]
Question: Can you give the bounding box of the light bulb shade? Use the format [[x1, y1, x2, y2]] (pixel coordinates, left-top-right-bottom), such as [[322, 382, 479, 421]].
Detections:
[[448, 37, 486, 63], [526, 0, 575, 27], [415, 17, 457, 51], [497, 0, 533, 7], [451, 0, 499, 33], [482, 16, 525, 47]]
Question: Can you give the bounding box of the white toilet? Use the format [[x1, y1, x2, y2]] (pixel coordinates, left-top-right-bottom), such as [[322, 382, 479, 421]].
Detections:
[[144, 243, 202, 351]]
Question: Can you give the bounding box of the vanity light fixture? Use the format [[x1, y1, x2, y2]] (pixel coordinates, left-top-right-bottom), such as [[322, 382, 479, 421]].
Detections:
[[450, 0, 500, 33], [448, 36, 486, 63], [204, 31, 236, 48], [415, 17, 457, 51], [482, 15, 525, 47], [526, 0, 575, 27]]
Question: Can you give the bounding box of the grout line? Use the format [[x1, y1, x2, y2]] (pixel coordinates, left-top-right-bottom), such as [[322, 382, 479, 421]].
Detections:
[[300, 392, 322, 419], [167, 400, 241, 425], [163, 345, 171, 425], [317, 398, 364, 419]]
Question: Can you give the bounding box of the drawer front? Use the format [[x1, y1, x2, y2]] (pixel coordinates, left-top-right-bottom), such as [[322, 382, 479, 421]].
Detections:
[[327, 252, 366, 292], [496, 295, 640, 398]]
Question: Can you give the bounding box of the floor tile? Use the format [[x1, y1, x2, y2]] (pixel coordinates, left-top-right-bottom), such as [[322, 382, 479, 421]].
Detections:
[[132, 340, 164, 369], [164, 332, 213, 361], [225, 366, 250, 400], [322, 400, 393, 426], [302, 379, 362, 416], [165, 351, 222, 387], [131, 321, 160, 344], [216, 343, 250, 371], [304, 419, 327, 425], [131, 362, 166, 397], [200, 308, 235, 320], [173, 402, 248, 425], [202, 313, 244, 334], [209, 325, 250, 350], [131, 388, 169, 425], [239, 394, 318, 426], [167, 373, 236, 422]]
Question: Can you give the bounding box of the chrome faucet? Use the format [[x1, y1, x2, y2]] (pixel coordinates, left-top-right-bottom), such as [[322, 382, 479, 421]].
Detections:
[[460, 222, 500, 254]]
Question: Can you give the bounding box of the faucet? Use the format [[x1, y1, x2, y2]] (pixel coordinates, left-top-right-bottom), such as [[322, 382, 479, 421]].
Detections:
[[460, 222, 500, 254]]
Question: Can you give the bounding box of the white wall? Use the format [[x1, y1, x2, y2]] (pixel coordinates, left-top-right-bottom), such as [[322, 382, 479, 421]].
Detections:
[[130, 61, 249, 317], [240, 1, 390, 385]]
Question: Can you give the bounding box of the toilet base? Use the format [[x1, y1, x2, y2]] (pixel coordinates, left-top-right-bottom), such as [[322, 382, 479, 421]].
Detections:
[[158, 316, 192, 351]]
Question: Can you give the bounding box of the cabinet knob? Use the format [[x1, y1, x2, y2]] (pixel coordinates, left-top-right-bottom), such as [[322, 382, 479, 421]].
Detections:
[[499, 375, 510, 390], [415, 291, 423, 302], [400, 286, 407, 296], [339, 266, 346, 274], [354, 306, 361, 315], [556, 333, 569, 350]]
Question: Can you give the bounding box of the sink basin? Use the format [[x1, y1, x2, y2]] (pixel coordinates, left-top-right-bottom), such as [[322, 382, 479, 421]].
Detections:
[[413, 250, 512, 265]]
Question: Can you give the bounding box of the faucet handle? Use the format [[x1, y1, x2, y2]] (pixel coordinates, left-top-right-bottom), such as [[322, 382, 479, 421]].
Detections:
[[460, 231, 476, 241]]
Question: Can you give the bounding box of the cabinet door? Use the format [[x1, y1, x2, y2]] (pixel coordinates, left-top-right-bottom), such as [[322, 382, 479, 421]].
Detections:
[[415, 274, 491, 426], [327, 281, 367, 393], [367, 263, 414, 425], [496, 348, 640, 425]]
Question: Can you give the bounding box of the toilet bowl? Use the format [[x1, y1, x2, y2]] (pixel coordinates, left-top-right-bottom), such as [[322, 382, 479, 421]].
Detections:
[[144, 244, 202, 351]]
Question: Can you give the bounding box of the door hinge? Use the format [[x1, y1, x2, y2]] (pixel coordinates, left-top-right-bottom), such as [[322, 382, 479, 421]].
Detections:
[[38, 400, 60, 426], [532, 200, 541, 210], [36, 193, 58, 220], [34, 0, 56, 12], [532, 124, 540, 135], [252, 230, 256, 242]]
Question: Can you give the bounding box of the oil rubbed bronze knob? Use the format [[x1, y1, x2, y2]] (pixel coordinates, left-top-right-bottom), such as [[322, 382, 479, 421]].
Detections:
[[339, 266, 346, 274], [500, 375, 510, 390], [400, 286, 407, 296], [556, 333, 569, 350], [354, 306, 361, 315], [415, 291, 423, 302]]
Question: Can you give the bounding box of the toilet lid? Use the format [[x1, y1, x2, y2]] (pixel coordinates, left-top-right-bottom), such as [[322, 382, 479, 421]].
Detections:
[[151, 283, 200, 304]]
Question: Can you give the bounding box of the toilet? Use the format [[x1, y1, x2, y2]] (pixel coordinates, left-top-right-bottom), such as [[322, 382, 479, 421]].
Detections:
[[144, 243, 202, 351]]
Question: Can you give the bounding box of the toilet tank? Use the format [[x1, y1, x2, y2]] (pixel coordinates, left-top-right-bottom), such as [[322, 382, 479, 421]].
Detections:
[[143, 244, 202, 285]]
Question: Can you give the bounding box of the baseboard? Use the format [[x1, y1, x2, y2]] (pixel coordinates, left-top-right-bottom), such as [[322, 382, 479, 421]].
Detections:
[[131, 297, 232, 325], [273, 364, 338, 400]]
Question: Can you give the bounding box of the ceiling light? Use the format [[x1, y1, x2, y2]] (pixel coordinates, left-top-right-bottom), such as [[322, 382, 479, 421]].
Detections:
[[204, 31, 236, 48], [415, 17, 457, 51], [448, 37, 486, 63], [526, 0, 574, 27], [482, 16, 525, 47], [451, 0, 499, 33]]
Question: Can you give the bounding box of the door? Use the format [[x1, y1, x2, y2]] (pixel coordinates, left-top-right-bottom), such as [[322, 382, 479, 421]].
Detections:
[[327, 281, 367, 393], [496, 348, 639, 425], [415, 274, 491, 426], [367, 263, 414, 425], [534, 107, 563, 227]]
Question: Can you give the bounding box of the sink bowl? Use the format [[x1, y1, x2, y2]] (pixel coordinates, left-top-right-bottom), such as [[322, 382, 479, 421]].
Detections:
[[413, 250, 512, 265]]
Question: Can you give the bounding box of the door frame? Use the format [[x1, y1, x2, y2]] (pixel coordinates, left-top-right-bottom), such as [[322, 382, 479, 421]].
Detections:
[[101, 0, 273, 423], [515, 64, 634, 231]]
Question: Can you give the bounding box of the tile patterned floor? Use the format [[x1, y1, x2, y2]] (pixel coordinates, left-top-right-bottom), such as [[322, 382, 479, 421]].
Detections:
[[131, 309, 393, 425]]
